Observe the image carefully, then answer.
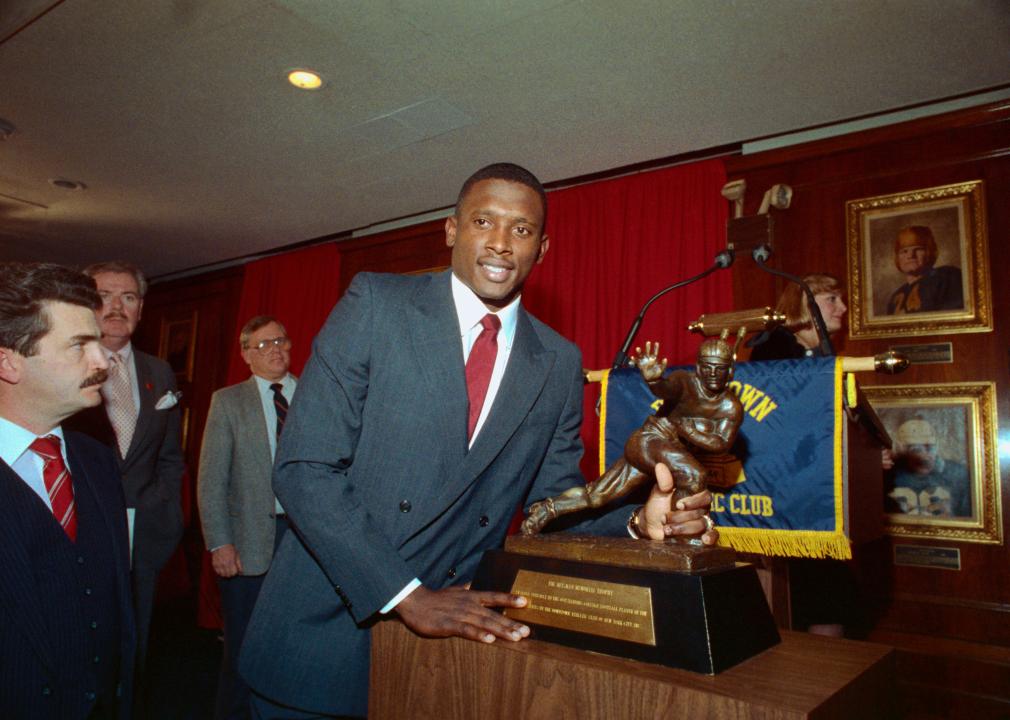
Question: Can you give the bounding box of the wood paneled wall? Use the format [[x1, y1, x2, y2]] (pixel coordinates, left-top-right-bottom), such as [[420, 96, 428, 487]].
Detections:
[[726, 100, 1010, 717], [134, 267, 244, 484]]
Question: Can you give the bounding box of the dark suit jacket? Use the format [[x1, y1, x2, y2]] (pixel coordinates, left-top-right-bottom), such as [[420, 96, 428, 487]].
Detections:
[[66, 349, 185, 571], [0, 431, 135, 719], [239, 271, 628, 716]]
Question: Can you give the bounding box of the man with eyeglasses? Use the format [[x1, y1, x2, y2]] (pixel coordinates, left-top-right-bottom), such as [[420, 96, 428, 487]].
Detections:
[[198, 315, 295, 720], [66, 260, 185, 684]]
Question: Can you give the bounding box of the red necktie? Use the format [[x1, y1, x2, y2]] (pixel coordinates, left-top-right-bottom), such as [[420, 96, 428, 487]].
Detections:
[[465, 314, 501, 441], [29, 435, 78, 541]]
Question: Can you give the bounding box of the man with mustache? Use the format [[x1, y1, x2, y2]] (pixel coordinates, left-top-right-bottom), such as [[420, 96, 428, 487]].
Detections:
[[240, 164, 715, 718], [0, 262, 136, 719], [65, 261, 185, 682]]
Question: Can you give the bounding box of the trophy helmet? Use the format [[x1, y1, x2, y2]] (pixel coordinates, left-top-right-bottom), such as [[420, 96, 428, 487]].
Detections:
[[697, 336, 734, 363]]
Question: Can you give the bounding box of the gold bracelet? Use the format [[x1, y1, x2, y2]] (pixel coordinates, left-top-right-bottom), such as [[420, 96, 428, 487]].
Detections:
[[627, 506, 643, 539]]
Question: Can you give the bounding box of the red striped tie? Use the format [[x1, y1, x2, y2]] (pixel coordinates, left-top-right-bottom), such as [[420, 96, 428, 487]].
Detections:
[[465, 314, 501, 441], [29, 435, 78, 541]]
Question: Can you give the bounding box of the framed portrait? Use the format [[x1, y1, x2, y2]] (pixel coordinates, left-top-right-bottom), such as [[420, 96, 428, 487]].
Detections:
[[864, 382, 1001, 545], [158, 311, 198, 382], [846, 180, 991, 339]]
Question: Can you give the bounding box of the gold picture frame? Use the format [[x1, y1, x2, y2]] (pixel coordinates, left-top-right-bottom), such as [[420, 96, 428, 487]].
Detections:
[[158, 311, 198, 382], [864, 382, 1001, 545], [846, 180, 991, 339]]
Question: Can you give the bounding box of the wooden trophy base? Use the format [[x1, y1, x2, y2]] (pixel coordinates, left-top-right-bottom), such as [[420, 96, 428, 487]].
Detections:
[[471, 535, 779, 674]]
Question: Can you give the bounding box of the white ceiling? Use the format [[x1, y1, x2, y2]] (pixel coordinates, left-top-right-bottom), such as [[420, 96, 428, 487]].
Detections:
[[1, 0, 1008, 278]]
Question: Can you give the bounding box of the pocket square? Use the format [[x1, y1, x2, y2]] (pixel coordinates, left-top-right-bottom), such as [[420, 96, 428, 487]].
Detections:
[[155, 391, 182, 410]]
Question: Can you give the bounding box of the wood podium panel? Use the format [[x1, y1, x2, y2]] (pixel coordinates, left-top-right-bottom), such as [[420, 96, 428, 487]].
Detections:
[[370, 620, 895, 719]]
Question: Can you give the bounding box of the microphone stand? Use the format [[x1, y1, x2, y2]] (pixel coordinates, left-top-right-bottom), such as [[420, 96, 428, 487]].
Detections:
[[751, 245, 834, 356], [611, 250, 734, 370]]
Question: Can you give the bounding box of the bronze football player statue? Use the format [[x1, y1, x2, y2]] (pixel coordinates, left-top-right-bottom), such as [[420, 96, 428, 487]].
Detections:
[[521, 335, 743, 544]]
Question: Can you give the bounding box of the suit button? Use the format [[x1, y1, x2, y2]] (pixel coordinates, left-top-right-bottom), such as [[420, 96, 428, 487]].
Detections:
[[399, 500, 412, 513], [93, 655, 100, 664], [41, 685, 52, 696], [479, 516, 489, 527], [447, 567, 456, 578], [77, 556, 85, 564], [85, 691, 96, 701], [90, 621, 98, 630], [84, 588, 92, 596]]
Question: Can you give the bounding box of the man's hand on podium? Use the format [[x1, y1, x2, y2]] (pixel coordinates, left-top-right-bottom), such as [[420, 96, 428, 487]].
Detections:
[[395, 585, 531, 644]]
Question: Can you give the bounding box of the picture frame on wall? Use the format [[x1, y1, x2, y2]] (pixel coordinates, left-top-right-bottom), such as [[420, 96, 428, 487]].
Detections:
[[864, 382, 1001, 545], [845, 180, 991, 339], [158, 311, 198, 382]]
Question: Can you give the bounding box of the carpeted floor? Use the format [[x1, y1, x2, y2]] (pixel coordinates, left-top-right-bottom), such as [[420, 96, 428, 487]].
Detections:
[[138, 596, 221, 720]]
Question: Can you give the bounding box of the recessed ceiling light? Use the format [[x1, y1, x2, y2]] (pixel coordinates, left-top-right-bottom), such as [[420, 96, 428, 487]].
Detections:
[[49, 178, 86, 191], [287, 69, 323, 90]]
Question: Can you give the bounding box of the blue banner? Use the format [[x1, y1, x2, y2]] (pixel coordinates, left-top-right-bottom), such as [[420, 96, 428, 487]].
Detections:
[[600, 357, 848, 558]]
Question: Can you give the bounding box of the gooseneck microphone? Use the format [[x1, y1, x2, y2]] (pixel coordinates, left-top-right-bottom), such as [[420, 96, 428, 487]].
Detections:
[[610, 249, 734, 370], [751, 244, 834, 356]]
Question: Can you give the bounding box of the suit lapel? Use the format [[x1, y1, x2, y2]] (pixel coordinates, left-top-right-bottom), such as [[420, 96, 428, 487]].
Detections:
[[407, 272, 469, 458], [460, 308, 554, 478], [0, 460, 57, 672], [125, 351, 155, 462]]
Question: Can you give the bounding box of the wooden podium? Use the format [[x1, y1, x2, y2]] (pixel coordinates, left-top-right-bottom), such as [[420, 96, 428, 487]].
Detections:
[[370, 620, 895, 719]]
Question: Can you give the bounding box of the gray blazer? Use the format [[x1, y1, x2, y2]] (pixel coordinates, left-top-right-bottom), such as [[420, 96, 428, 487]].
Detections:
[[66, 349, 185, 571], [239, 271, 629, 716], [197, 376, 289, 575]]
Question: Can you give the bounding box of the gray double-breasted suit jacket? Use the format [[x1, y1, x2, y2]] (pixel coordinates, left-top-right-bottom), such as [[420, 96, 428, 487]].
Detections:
[[239, 270, 628, 716], [197, 376, 289, 574]]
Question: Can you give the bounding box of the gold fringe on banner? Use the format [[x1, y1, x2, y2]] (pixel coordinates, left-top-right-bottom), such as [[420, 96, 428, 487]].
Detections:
[[715, 527, 852, 560], [597, 368, 611, 475]]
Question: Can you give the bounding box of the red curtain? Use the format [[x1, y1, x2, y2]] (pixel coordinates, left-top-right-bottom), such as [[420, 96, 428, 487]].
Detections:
[[224, 243, 344, 384], [523, 158, 731, 480]]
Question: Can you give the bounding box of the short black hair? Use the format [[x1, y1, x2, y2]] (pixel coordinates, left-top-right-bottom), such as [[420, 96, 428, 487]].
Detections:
[[455, 162, 548, 227], [0, 262, 101, 357]]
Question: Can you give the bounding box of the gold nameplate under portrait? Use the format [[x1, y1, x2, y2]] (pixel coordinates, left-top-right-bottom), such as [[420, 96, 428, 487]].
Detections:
[[504, 570, 656, 646]]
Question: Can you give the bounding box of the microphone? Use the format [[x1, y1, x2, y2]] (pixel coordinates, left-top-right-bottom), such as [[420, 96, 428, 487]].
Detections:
[[611, 249, 734, 370], [750, 245, 834, 356]]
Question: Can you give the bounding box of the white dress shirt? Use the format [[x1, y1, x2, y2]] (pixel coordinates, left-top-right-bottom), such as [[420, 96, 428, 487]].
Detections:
[[0, 415, 68, 510], [253, 372, 297, 515]]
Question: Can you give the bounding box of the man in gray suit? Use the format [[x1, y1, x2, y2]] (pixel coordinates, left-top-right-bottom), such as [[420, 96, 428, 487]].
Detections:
[[240, 163, 716, 718], [66, 261, 185, 678], [198, 315, 295, 720]]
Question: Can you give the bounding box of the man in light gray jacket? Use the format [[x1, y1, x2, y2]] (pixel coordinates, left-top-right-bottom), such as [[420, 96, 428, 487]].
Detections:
[[197, 315, 295, 720]]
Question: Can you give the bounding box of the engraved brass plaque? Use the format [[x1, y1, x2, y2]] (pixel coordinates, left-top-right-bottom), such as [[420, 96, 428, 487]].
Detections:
[[504, 569, 656, 646]]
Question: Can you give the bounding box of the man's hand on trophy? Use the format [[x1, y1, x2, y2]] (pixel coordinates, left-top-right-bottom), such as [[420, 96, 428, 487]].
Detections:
[[395, 585, 531, 644], [632, 341, 667, 381], [641, 463, 719, 545]]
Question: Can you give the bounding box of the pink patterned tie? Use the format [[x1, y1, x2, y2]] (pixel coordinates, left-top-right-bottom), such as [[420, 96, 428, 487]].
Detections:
[[103, 352, 137, 457], [29, 435, 78, 541], [465, 314, 501, 441]]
